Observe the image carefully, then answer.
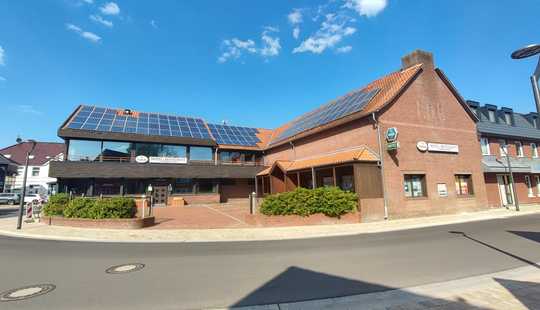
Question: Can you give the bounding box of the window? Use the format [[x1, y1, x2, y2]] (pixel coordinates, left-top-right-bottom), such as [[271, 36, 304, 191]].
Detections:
[[534, 118, 538, 128], [470, 107, 477, 115], [31, 167, 40, 176], [499, 139, 508, 156], [404, 174, 426, 198], [174, 178, 194, 194], [488, 110, 496, 122], [68, 140, 102, 161], [101, 141, 132, 162], [134, 143, 187, 158], [536, 176, 540, 196], [516, 141, 524, 157], [480, 138, 490, 155], [532, 143, 538, 158], [17, 167, 24, 176], [197, 179, 216, 193], [220, 151, 241, 163], [455, 174, 474, 196], [189, 146, 213, 161], [504, 113, 512, 125], [525, 175, 533, 197]]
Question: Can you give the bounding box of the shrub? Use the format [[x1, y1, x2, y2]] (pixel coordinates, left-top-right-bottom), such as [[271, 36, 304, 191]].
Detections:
[[260, 187, 357, 218], [43, 193, 69, 216], [62, 197, 136, 219]]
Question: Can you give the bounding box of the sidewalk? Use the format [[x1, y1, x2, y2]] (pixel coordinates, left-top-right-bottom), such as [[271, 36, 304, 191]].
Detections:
[[0, 205, 538, 243], [221, 263, 540, 310]]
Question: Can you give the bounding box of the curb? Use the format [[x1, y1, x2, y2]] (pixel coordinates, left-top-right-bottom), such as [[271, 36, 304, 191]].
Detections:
[[0, 209, 538, 243]]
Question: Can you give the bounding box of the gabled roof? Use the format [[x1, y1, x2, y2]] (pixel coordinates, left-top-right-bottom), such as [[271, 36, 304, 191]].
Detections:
[[0, 142, 65, 166], [265, 64, 423, 149], [257, 146, 379, 176]]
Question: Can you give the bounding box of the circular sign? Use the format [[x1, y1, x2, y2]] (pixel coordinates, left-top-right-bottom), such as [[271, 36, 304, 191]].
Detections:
[[135, 155, 148, 164], [385, 127, 398, 142], [417, 141, 428, 152]]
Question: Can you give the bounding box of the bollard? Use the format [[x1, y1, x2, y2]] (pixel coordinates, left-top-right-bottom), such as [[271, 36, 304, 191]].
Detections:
[[141, 194, 146, 219]]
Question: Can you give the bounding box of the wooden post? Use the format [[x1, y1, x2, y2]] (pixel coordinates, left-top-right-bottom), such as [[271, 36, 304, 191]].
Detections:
[[311, 167, 316, 189], [333, 167, 337, 187], [297, 172, 300, 188]]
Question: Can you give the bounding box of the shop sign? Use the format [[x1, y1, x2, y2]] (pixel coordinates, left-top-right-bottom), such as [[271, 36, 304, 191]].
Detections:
[[387, 141, 400, 151], [437, 183, 448, 197], [417, 141, 428, 152], [427, 143, 459, 153], [135, 155, 149, 164], [149, 156, 188, 164], [385, 127, 399, 142]]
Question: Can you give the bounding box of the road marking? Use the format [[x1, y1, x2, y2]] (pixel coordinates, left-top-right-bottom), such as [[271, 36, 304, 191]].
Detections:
[[0, 284, 55, 302], [105, 263, 145, 274]]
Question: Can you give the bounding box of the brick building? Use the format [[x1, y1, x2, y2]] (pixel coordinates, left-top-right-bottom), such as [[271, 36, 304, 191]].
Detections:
[[50, 50, 492, 221], [467, 100, 540, 208]]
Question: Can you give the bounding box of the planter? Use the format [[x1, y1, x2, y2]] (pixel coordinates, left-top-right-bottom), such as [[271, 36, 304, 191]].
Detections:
[[42, 216, 155, 229], [244, 212, 360, 227]]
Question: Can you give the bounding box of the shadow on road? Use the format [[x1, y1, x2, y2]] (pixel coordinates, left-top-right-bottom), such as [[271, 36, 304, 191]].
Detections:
[[449, 231, 540, 269], [230, 266, 490, 308], [508, 230, 540, 245], [494, 278, 540, 309]]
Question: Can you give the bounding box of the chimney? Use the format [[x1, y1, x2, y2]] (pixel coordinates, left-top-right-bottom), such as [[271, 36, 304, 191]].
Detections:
[[401, 49, 434, 70]]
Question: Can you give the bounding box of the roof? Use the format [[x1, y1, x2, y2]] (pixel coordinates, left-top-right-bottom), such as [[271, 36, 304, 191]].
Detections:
[[265, 64, 423, 148], [0, 142, 65, 166], [257, 146, 379, 176], [469, 101, 540, 140]]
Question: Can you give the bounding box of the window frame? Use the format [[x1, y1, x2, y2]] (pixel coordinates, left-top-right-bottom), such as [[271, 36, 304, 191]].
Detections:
[[488, 110, 496, 122], [504, 112, 512, 125], [515, 141, 524, 157], [403, 174, 427, 198], [532, 143, 538, 158], [455, 174, 474, 196], [31, 167, 40, 177], [480, 137, 490, 155], [525, 175, 534, 197]]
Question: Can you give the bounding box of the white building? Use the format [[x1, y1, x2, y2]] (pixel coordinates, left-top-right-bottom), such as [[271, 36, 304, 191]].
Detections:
[[0, 142, 65, 195]]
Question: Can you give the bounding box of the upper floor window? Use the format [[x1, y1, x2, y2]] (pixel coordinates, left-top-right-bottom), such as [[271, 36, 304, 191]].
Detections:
[[101, 141, 131, 162], [480, 138, 490, 155], [189, 146, 213, 161], [525, 175, 534, 197], [516, 141, 524, 157], [534, 118, 538, 128], [31, 167, 40, 177], [504, 113, 512, 125], [499, 139, 508, 156], [68, 140, 102, 161], [488, 110, 496, 122], [220, 151, 242, 163], [532, 143, 538, 158]]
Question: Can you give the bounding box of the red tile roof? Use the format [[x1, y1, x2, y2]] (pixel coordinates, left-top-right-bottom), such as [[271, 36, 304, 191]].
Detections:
[[0, 142, 65, 166]]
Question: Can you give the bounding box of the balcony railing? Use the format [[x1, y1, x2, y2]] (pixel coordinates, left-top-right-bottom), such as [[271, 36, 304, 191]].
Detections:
[[64, 155, 264, 166]]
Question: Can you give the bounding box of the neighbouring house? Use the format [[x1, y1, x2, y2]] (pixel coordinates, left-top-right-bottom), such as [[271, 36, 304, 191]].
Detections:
[[0, 142, 65, 195], [468, 100, 540, 208], [49, 49, 493, 221], [0, 154, 18, 193]]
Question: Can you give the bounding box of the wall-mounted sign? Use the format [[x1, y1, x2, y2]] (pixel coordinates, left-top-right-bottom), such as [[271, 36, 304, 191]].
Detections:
[[135, 155, 149, 164], [387, 141, 400, 151], [149, 156, 188, 164], [385, 127, 399, 142], [427, 143, 459, 153], [437, 183, 448, 197], [417, 141, 428, 152]]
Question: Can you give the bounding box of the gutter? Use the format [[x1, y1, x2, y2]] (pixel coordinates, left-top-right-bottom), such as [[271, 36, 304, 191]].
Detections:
[[372, 112, 389, 220]]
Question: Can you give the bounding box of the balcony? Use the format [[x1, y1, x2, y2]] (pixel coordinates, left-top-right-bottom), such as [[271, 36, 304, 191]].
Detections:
[[482, 155, 540, 173]]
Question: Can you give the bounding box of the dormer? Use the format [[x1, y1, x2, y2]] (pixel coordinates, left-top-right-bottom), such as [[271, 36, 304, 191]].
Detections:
[[500, 107, 514, 126], [466, 100, 480, 117], [525, 112, 539, 129], [483, 104, 498, 123]]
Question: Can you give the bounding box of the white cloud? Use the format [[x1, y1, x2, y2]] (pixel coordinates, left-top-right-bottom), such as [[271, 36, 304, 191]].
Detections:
[[0, 76, 6, 82], [260, 27, 281, 57], [293, 14, 356, 54], [82, 0, 93, 4], [218, 27, 281, 63], [293, 27, 300, 39], [150, 20, 158, 29], [66, 23, 102, 43], [0, 46, 5, 66], [100, 2, 120, 15], [336, 45, 352, 53], [288, 9, 303, 25], [90, 14, 113, 27], [344, 0, 388, 17], [15, 105, 42, 115], [218, 38, 257, 63]]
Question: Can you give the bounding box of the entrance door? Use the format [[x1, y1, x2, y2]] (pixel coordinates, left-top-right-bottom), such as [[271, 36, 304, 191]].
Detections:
[[153, 186, 168, 206], [497, 175, 514, 206]]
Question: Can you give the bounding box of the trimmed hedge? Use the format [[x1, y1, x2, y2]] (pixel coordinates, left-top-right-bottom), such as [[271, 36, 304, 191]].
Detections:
[[43, 194, 136, 219], [43, 193, 69, 216], [260, 187, 357, 218]]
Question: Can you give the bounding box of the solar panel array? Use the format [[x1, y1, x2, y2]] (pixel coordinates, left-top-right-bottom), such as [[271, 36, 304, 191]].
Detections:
[[66, 106, 212, 140], [207, 123, 261, 146], [271, 88, 380, 145]]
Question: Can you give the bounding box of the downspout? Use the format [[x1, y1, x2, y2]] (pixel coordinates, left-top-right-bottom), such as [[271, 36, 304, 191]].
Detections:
[[372, 112, 389, 220], [289, 141, 296, 160]]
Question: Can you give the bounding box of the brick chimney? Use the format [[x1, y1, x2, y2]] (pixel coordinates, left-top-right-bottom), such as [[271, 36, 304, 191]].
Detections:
[[401, 49, 434, 70]]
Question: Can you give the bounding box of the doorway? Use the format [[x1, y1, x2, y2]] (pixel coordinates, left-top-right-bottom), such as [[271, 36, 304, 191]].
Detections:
[[153, 185, 169, 206], [497, 175, 514, 206]]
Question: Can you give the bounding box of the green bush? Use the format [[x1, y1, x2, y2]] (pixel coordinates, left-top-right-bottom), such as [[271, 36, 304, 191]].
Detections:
[[63, 197, 136, 219], [43, 193, 70, 216], [260, 187, 357, 218]]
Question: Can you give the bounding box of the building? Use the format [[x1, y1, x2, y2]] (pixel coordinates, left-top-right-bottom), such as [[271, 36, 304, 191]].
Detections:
[[467, 100, 540, 208], [0, 154, 18, 193], [0, 142, 65, 195], [50, 50, 491, 220]]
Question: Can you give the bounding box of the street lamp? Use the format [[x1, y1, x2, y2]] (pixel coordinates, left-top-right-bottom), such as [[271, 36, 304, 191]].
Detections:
[[16, 138, 37, 230], [511, 44, 540, 118], [496, 146, 519, 211]]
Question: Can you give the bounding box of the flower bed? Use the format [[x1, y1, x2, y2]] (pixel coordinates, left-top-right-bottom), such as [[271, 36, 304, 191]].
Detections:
[[42, 215, 155, 229]]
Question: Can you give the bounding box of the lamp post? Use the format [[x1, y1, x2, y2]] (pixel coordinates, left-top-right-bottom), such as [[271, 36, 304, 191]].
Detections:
[[496, 146, 519, 211], [16, 138, 37, 229], [511, 44, 540, 117]]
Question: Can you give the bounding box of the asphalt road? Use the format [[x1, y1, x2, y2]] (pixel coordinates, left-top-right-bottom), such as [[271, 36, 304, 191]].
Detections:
[[0, 213, 539, 309]]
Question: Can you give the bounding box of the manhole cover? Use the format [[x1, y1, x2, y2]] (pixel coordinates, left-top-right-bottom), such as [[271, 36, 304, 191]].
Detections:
[[105, 263, 145, 274], [0, 284, 56, 302]]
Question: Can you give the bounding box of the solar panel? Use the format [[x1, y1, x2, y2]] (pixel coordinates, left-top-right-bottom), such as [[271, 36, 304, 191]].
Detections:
[[207, 123, 261, 146], [66, 105, 212, 140], [271, 88, 380, 145]]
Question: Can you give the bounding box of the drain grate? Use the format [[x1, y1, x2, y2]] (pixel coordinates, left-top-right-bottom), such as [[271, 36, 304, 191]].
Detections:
[[0, 284, 56, 302], [105, 263, 145, 274]]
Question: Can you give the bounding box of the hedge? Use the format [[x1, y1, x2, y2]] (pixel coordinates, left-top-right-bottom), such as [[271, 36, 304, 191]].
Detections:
[[260, 187, 357, 218], [43, 194, 136, 219]]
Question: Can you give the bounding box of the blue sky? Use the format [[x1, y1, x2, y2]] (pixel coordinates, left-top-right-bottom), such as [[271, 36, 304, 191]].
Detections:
[[0, 0, 539, 146]]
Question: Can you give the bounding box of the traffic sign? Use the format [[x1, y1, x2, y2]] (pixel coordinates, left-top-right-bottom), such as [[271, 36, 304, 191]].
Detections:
[[387, 141, 400, 151], [385, 127, 398, 142]]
